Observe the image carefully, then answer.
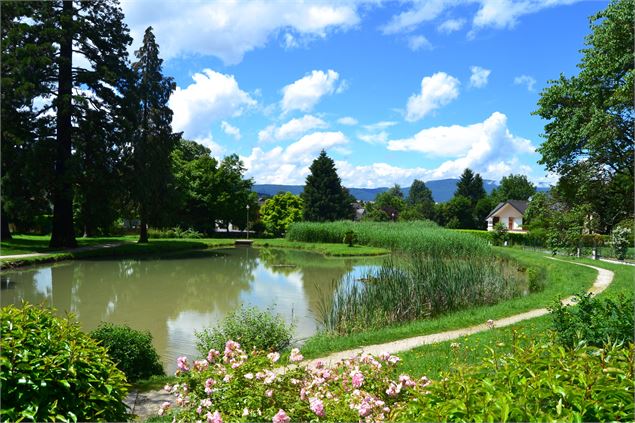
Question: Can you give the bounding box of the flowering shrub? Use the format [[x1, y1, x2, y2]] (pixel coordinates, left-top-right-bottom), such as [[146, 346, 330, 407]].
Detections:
[[164, 341, 424, 422], [611, 226, 632, 260]]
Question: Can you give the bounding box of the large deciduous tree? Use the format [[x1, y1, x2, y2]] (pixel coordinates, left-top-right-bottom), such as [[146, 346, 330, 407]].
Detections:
[[491, 174, 536, 203], [302, 150, 352, 222], [534, 0, 633, 229], [260, 192, 304, 237], [131, 26, 178, 243]]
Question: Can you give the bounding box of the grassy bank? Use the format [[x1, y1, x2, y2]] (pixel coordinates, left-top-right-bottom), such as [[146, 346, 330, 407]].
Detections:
[[0, 234, 136, 256], [397, 257, 634, 379], [300, 249, 597, 358]]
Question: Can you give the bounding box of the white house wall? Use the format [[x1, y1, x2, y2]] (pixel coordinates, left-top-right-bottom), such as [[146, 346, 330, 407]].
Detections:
[[487, 204, 525, 231]]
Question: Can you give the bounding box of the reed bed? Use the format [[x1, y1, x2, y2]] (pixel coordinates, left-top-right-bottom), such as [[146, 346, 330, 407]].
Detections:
[[319, 254, 527, 334], [286, 221, 491, 258]]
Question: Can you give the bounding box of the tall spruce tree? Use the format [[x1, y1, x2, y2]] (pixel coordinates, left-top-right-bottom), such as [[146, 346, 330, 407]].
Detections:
[[454, 168, 486, 204], [2, 1, 133, 247], [132, 26, 178, 243], [302, 150, 351, 221]]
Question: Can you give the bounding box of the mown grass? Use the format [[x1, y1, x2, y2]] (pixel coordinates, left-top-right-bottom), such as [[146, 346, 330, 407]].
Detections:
[[252, 238, 389, 257], [287, 221, 491, 258], [0, 234, 136, 256], [396, 257, 635, 379], [300, 249, 597, 358]]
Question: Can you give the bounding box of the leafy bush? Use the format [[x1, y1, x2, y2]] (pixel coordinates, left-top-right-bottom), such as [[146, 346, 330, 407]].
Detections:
[[148, 227, 203, 239], [491, 222, 509, 246], [195, 306, 295, 356], [343, 230, 356, 247], [0, 303, 129, 422], [395, 335, 634, 422], [90, 322, 164, 383], [164, 343, 411, 422], [611, 226, 632, 260], [550, 293, 634, 347], [260, 192, 304, 237]]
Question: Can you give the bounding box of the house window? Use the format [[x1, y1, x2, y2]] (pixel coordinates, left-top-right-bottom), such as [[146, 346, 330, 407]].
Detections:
[[493, 216, 499, 224]]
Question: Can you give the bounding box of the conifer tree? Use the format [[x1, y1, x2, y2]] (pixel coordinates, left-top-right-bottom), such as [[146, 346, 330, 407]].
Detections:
[[131, 26, 178, 243], [302, 150, 351, 221]]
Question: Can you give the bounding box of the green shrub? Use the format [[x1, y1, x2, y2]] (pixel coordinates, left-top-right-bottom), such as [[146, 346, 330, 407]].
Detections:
[[611, 227, 632, 260], [90, 322, 164, 383], [343, 230, 356, 247], [395, 335, 634, 422], [0, 303, 129, 422], [491, 222, 509, 246], [148, 227, 203, 239], [550, 293, 634, 348], [195, 306, 295, 356]]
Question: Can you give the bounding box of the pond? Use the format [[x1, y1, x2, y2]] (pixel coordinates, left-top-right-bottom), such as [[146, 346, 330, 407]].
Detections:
[[1, 247, 382, 373]]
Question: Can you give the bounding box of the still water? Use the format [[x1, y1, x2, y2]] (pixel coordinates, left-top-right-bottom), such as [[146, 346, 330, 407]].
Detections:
[[1, 248, 382, 373]]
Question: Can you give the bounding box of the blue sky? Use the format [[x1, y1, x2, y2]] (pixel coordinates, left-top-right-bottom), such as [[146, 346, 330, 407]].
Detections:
[[121, 0, 605, 188]]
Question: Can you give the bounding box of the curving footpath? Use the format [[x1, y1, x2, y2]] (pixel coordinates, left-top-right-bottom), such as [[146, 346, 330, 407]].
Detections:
[[126, 258, 615, 420]]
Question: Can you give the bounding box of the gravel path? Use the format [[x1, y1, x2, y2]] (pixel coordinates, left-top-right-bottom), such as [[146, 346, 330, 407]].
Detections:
[[126, 258, 614, 421]]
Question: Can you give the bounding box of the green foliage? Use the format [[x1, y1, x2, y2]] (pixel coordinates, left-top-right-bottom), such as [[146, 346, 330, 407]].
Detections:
[[148, 226, 203, 239], [611, 226, 632, 260], [286, 221, 492, 259], [322, 255, 525, 334], [440, 195, 474, 229], [302, 150, 352, 222], [395, 334, 634, 422], [89, 323, 164, 383], [195, 306, 295, 356], [343, 230, 356, 247], [0, 303, 129, 422], [550, 293, 634, 348], [491, 222, 509, 246], [368, 186, 406, 221], [490, 174, 536, 203], [454, 169, 486, 204], [535, 0, 634, 231], [260, 192, 304, 237]]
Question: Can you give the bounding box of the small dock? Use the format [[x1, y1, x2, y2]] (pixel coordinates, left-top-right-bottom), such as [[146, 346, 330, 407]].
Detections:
[[234, 239, 254, 247]]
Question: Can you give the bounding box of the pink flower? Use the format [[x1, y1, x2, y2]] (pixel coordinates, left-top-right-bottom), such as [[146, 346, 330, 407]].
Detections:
[[420, 376, 431, 387], [244, 373, 254, 380], [242, 408, 250, 416], [314, 360, 325, 369], [378, 352, 391, 361], [207, 349, 220, 363], [386, 381, 402, 397], [263, 370, 276, 384], [289, 348, 304, 362], [358, 401, 372, 417], [204, 378, 216, 395], [272, 409, 290, 423], [387, 355, 400, 365], [487, 319, 495, 329], [176, 356, 189, 371], [350, 370, 364, 388], [223, 374, 231, 383], [194, 359, 209, 371], [224, 340, 241, 354], [399, 374, 416, 388], [158, 401, 171, 416], [300, 387, 307, 401], [267, 352, 280, 363], [310, 397, 325, 417], [163, 384, 172, 393], [206, 410, 222, 423], [266, 389, 274, 397]]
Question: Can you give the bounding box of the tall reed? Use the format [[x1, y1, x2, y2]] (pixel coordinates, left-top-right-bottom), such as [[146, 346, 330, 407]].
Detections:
[[320, 254, 527, 334], [286, 221, 491, 258]]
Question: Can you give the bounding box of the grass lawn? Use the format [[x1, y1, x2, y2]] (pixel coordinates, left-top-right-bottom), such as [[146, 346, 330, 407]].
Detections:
[[0, 235, 387, 269], [396, 257, 634, 379], [300, 248, 602, 358]]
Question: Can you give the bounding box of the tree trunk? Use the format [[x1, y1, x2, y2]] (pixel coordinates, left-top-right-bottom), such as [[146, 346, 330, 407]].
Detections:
[[49, 0, 77, 249], [1, 209, 12, 240], [138, 216, 149, 243]]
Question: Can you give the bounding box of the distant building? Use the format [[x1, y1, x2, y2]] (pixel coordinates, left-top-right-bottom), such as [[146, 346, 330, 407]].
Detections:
[[485, 200, 529, 232]]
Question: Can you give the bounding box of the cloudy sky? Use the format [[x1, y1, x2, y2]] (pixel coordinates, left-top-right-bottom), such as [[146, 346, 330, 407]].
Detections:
[[121, 0, 603, 188]]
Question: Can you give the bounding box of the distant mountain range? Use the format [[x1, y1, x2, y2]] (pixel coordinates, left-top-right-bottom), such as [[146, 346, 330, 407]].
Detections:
[[253, 179, 549, 203]]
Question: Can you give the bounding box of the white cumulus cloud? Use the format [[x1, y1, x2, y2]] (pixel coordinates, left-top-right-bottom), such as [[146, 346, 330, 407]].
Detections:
[[122, 1, 361, 65], [514, 75, 537, 91], [242, 131, 348, 184], [337, 116, 358, 126], [405, 72, 460, 122], [388, 112, 536, 179], [281, 70, 341, 114], [220, 121, 241, 140], [169, 69, 256, 138], [258, 115, 328, 142], [408, 35, 432, 51], [437, 18, 466, 33], [470, 66, 491, 88]]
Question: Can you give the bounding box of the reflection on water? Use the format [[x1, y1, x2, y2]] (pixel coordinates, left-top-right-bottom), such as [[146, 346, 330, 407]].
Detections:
[[1, 248, 381, 373]]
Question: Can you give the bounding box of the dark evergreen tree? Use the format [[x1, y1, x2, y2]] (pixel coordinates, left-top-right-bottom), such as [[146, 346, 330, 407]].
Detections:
[[131, 26, 178, 243], [302, 150, 352, 221], [455, 168, 486, 204]]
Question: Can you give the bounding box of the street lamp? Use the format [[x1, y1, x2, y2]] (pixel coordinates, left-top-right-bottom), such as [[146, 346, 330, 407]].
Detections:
[[246, 204, 250, 240]]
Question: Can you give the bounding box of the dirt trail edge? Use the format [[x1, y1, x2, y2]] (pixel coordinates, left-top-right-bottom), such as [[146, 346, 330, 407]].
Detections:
[[127, 258, 614, 420]]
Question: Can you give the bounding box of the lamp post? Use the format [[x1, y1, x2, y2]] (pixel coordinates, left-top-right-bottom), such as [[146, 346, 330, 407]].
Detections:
[[246, 204, 250, 240]]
